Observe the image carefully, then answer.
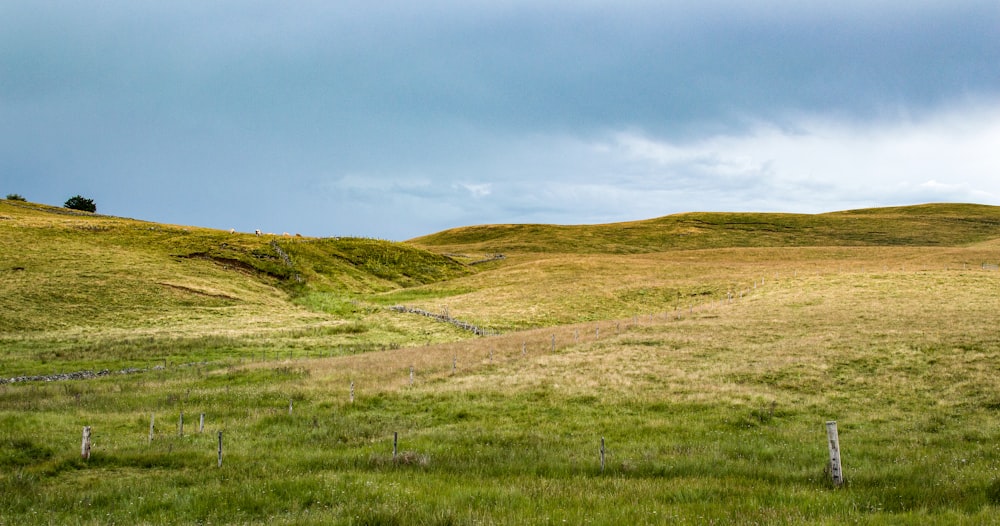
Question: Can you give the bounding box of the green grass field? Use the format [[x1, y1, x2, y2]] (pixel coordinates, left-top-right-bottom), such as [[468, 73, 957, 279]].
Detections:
[[2, 199, 1000, 524]]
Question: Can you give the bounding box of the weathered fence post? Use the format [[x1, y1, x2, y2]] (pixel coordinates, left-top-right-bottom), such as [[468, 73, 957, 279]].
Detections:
[[452, 355, 457, 373], [393, 432, 398, 460], [522, 342, 526, 356], [217, 431, 223, 468], [350, 382, 355, 403], [410, 365, 415, 385], [551, 335, 555, 353], [826, 421, 844, 487], [149, 413, 155, 444], [199, 413, 205, 433], [179, 412, 184, 436], [489, 348, 494, 364], [289, 399, 293, 416], [81, 426, 92, 460], [600, 436, 606, 473]]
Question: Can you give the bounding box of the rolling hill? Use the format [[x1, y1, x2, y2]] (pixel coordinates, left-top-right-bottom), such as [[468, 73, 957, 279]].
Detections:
[[409, 203, 1000, 254], [4, 199, 999, 343], [0, 199, 475, 374], [0, 199, 468, 333], [4, 198, 1000, 524], [4, 197, 997, 373]]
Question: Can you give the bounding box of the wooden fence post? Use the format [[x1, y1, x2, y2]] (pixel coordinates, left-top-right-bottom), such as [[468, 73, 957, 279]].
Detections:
[[199, 413, 205, 433], [289, 399, 293, 416], [522, 342, 526, 356], [81, 426, 92, 460], [217, 431, 223, 468], [551, 335, 555, 353], [179, 412, 184, 436], [600, 436, 606, 473], [826, 421, 844, 486], [452, 355, 457, 373], [149, 413, 155, 444], [410, 366, 414, 385], [393, 432, 398, 459], [350, 382, 355, 403]]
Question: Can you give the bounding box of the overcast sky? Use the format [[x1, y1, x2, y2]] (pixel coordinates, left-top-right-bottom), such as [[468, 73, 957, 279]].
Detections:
[[2, 1, 998, 240]]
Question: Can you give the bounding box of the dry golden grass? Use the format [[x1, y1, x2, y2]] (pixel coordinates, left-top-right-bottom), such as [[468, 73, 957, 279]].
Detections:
[[387, 245, 999, 332], [280, 251, 1000, 418]]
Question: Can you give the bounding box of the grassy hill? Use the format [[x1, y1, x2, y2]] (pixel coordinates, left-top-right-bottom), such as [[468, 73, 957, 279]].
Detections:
[[0, 199, 471, 373], [5, 200, 1000, 372], [4, 199, 1000, 523], [394, 203, 1000, 332], [409, 203, 1000, 254]]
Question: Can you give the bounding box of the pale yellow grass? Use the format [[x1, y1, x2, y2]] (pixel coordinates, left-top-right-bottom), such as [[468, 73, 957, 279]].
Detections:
[[393, 246, 999, 331], [287, 262, 1000, 422]]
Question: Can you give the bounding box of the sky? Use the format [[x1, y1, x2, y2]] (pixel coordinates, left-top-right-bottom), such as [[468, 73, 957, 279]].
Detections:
[[2, 1, 999, 240]]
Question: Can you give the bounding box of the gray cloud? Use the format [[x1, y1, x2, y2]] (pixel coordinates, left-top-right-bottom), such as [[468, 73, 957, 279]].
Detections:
[[2, 1, 999, 239]]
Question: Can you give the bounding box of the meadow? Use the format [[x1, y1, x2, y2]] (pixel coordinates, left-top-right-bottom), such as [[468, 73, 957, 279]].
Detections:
[[2, 199, 1000, 524]]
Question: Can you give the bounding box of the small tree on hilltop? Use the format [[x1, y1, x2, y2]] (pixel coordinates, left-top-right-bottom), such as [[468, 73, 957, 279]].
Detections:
[[5, 193, 27, 201], [64, 195, 97, 213]]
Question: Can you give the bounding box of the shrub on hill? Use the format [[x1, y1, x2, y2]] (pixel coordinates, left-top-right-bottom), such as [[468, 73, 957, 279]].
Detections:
[[64, 195, 97, 212], [5, 193, 26, 201]]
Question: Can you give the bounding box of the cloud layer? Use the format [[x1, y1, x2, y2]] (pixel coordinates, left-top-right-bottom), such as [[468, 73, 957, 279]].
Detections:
[[2, 1, 998, 238]]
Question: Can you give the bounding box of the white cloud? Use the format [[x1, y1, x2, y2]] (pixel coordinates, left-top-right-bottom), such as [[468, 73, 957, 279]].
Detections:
[[594, 100, 1000, 212], [297, 100, 1000, 238], [456, 182, 493, 198]]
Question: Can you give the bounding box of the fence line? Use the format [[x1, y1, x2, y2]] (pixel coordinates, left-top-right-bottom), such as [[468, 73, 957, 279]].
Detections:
[[389, 305, 499, 336]]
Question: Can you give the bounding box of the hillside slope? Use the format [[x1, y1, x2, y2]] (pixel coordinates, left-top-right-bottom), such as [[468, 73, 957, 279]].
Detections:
[[0, 200, 468, 334], [409, 203, 1000, 254]]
